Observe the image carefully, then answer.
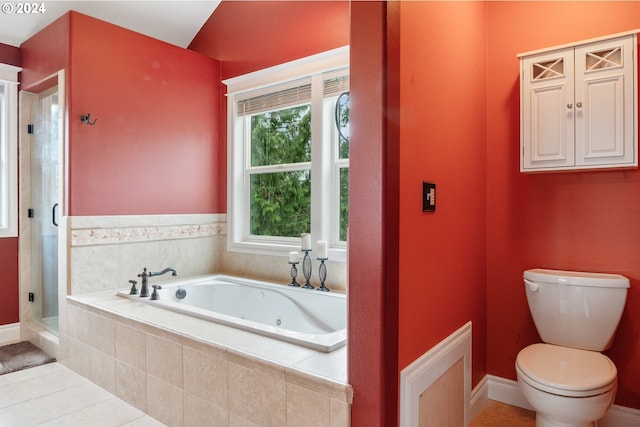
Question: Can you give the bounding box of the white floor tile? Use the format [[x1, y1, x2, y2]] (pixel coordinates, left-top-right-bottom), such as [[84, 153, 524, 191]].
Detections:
[[55, 397, 150, 427], [0, 363, 166, 427]]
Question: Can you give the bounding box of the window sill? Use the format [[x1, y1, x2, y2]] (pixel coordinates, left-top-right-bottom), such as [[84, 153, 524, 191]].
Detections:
[[227, 239, 347, 263]]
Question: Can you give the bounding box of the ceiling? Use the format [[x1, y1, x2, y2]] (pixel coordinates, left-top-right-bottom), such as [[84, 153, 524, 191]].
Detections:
[[0, 1, 221, 48]]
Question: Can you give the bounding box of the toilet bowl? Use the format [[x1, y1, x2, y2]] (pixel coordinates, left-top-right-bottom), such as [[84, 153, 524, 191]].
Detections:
[[516, 343, 617, 427], [516, 269, 629, 427]]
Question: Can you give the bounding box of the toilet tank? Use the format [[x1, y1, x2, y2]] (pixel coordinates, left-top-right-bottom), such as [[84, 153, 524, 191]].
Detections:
[[524, 269, 629, 351]]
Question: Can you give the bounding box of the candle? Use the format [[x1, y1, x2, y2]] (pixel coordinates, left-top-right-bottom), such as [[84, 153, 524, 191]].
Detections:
[[301, 233, 312, 251], [288, 251, 299, 263], [317, 240, 328, 259]]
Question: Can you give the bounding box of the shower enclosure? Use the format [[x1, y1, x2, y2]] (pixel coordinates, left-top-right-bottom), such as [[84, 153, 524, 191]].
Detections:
[[27, 87, 61, 335]]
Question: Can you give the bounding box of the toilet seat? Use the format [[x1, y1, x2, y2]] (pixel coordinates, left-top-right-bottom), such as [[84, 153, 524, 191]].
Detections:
[[516, 343, 617, 398]]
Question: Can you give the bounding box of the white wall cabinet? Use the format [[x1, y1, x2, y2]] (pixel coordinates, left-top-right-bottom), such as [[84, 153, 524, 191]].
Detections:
[[520, 32, 638, 172]]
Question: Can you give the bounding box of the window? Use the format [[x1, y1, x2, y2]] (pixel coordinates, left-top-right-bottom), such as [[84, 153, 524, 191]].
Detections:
[[0, 64, 20, 238], [224, 47, 349, 260]]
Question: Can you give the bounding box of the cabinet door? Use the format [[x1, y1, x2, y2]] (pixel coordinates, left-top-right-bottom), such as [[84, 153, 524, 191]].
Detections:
[[574, 35, 636, 168], [521, 48, 575, 171]]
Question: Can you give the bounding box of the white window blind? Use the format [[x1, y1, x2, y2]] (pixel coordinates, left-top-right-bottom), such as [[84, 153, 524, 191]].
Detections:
[[237, 83, 312, 117], [324, 75, 350, 98]]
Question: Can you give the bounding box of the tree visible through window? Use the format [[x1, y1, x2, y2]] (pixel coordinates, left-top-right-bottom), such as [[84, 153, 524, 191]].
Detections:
[[250, 105, 312, 237]]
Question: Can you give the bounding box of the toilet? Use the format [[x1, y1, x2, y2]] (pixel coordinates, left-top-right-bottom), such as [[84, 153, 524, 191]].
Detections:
[[516, 269, 629, 427]]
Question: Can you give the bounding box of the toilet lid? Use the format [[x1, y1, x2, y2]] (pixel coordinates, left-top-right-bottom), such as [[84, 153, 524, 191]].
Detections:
[[516, 343, 617, 397]]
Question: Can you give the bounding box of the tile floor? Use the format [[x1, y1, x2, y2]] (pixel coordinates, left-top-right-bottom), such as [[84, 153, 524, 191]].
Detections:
[[469, 400, 535, 427], [0, 362, 164, 427], [1, 362, 533, 427]]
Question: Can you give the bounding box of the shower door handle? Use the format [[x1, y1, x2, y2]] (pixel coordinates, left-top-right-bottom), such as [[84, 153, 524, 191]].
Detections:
[[52, 203, 59, 227]]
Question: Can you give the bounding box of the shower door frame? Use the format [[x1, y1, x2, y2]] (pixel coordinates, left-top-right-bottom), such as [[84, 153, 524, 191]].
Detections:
[[18, 69, 68, 348]]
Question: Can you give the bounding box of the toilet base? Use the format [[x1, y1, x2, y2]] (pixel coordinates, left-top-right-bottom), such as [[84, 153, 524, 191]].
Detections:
[[516, 369, 615, 427], [536, 413, 595, 427]]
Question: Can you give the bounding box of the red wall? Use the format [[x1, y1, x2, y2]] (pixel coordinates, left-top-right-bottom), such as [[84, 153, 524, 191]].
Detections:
[[0, 239, 18, 324], [349, 3, 400, 426], [0, 43, 21, 67], [67, 13, 221, 215], [486, 2, 640, 409], [21, 13, 69, 91], [189, 0, 350, 211], [189, 0, 350, 80], [397, 0, 488, 384], [22, 12, 221, 216]]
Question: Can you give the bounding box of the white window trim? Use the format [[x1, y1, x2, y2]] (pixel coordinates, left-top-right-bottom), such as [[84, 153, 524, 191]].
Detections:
[[224, 46, 349, 261], [0, 64, 21, 238]]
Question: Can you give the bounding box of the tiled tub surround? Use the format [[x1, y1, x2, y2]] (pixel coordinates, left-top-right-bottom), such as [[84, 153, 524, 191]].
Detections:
[[66, 291, 352, 427], [57, 214, 351, 426], [68, 214, 227, 296], [68, 214, 346, 295]]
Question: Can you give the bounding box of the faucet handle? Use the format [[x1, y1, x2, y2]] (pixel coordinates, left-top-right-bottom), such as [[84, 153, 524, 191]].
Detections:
[[128, 280, 138, 295], [150, 285, 162, 301]]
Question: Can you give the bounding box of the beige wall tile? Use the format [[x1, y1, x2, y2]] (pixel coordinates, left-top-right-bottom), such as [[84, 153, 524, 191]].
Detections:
[[229, 362, 286, 427], [229, 413, 261, 427], [183, 346, 228, 409], [184, 393, 229, 427], [147, 333, 183, 388], [331, 399, 351, 427], [89, 348, 116, 394], [70, 245, 119, 294], [116, 360, 147, 412], [146, 375, 184, 427], [116, 323, 147, 371], [286, 383, 331, 427], [66, 305, 91, 344], [67, 337, 91, 378], [90, 313, 116, 356]]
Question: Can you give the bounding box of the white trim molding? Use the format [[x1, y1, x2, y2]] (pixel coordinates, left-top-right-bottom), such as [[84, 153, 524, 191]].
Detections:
[[0, 63, 21, 238], [400, 321, 472, 427], [0, 322, 20, 345]]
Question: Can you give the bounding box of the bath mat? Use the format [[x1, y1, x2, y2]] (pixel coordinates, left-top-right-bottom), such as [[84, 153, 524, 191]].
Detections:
[[0, 341, 55, 375]]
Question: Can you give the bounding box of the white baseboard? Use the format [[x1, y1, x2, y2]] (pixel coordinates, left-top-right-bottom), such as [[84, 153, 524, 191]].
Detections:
[[471, 374, 640, 427], [0, 322, 21, 345], [469, 375, 489, 420]]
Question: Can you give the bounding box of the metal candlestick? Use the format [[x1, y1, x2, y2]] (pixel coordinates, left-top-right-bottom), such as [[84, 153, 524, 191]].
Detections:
[[317, 258, 329, 292], [288, 262, 300, 287], [302, 250, 314, 289]]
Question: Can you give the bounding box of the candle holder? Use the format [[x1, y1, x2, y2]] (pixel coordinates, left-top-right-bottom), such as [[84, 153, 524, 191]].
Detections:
[[302, 250, 315, 289], [288, 261, 300, 287], [317, 258, 330, 292]]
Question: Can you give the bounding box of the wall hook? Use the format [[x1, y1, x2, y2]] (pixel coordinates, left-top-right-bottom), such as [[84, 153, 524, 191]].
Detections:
[[80, 114, 97, 125]]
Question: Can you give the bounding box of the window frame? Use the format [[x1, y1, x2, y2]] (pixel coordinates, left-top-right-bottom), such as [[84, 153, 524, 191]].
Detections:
[[0, 64, 21, 238], [224, 46, 349, 261]]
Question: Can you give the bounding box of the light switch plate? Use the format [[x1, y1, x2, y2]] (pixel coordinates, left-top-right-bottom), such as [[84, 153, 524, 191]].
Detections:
[[423, 182, 436, 212]]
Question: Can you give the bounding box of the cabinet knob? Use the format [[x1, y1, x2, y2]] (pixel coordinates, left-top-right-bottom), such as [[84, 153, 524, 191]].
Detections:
[[567, 103, 573, 109], [576, 102, 582, 108]]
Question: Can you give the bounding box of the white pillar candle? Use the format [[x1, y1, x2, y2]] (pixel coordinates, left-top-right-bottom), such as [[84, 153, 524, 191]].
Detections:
[[288, 251, 299, 263], [317, 240, 328, 259], [301, 233, 312, 251]]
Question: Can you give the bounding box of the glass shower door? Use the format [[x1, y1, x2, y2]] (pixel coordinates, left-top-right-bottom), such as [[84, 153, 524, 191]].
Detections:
[[30, 89, 60, 335]]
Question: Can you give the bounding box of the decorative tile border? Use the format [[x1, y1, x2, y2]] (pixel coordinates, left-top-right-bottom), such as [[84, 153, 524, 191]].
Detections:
[[71, 222, 227, 247]]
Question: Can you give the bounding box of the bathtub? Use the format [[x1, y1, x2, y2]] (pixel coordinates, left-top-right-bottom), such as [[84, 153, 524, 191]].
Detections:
[[117, 274, 346, 352]]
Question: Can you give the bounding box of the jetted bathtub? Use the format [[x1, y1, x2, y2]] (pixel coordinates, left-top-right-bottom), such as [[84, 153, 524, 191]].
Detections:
[[117, 274, 346, 352]]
